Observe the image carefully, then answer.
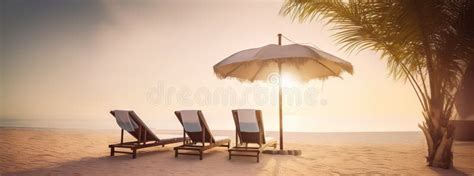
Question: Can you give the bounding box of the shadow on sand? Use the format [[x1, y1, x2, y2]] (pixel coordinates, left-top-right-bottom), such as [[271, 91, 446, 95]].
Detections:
[[5, 147, 290, 176], [430, 166, 468, 176]]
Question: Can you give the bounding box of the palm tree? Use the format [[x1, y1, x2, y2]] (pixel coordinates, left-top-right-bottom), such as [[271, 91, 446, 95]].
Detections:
[[281, 0, 474, 168]]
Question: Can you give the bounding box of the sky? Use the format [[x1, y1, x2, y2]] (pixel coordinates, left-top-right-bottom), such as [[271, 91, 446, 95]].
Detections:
[[0, 0, 423, 132]]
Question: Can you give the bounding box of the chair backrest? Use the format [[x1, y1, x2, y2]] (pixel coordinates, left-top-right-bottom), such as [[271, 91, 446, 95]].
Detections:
[[180, 110, 203, 132], [110, 110, 160, 142], [232, 109, 266, 144], [237, 109, 260, 132], [175, 110, 215, 143], [113, 110, 139, 132]]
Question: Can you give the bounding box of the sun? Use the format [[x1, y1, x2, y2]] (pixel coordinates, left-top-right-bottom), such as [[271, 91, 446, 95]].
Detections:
[[281, 73, 299, 87]]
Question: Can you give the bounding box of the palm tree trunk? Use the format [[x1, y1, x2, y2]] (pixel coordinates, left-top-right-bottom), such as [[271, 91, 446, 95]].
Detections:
[[420, 69, 456, 168], [420, 111, 455, 168], [412, 0, 456, 168]]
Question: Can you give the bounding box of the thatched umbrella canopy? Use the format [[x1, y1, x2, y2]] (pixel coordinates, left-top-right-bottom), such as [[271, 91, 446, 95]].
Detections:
[[214, 44, 353, 82], [214, 34, 353, 150]]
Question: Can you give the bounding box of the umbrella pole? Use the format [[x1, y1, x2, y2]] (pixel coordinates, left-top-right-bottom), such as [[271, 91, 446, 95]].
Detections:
[[278, 63, 283, 150], [277, 33, 284, 150]]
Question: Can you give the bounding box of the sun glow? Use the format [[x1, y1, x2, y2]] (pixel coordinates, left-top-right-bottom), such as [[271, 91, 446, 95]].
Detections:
[[280, 73, 299, 87]]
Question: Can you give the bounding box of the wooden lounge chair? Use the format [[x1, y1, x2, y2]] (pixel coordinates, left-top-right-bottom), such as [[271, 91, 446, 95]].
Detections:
[[109, 110, 186, 159], [228, 109, 277, 162], [174, 110, 231, 160]]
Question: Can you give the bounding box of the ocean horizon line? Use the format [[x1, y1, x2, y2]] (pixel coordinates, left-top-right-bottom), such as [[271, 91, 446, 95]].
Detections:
[[0, 125, 422, 134]]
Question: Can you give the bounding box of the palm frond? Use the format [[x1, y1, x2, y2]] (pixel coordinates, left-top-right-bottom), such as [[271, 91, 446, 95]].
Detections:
[[281, 0, 474, 167]]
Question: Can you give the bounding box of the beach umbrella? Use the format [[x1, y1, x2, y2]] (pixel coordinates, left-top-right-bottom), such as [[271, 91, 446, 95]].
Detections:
[[213, 34, 353, 150]]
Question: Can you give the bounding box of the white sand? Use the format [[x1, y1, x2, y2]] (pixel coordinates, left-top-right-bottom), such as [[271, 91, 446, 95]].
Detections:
[[1, 128, 473, 175]]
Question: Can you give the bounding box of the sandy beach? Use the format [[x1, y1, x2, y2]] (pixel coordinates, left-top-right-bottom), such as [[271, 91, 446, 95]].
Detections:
[[2, 0, 474, 175], [1, 127, 473, 176]]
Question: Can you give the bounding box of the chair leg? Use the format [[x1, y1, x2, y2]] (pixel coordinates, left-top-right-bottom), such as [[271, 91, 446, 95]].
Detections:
[[257, 152, 260, 163], [228, 151, 232, 160], [110, 147, 115, 156], [175, 149, 178, 158], [199, 151, 203, 160], [132, 149, 137, 159]]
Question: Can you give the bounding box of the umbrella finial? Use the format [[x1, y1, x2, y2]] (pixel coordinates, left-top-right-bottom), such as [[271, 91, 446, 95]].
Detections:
[[277, 33, 282, 46]]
